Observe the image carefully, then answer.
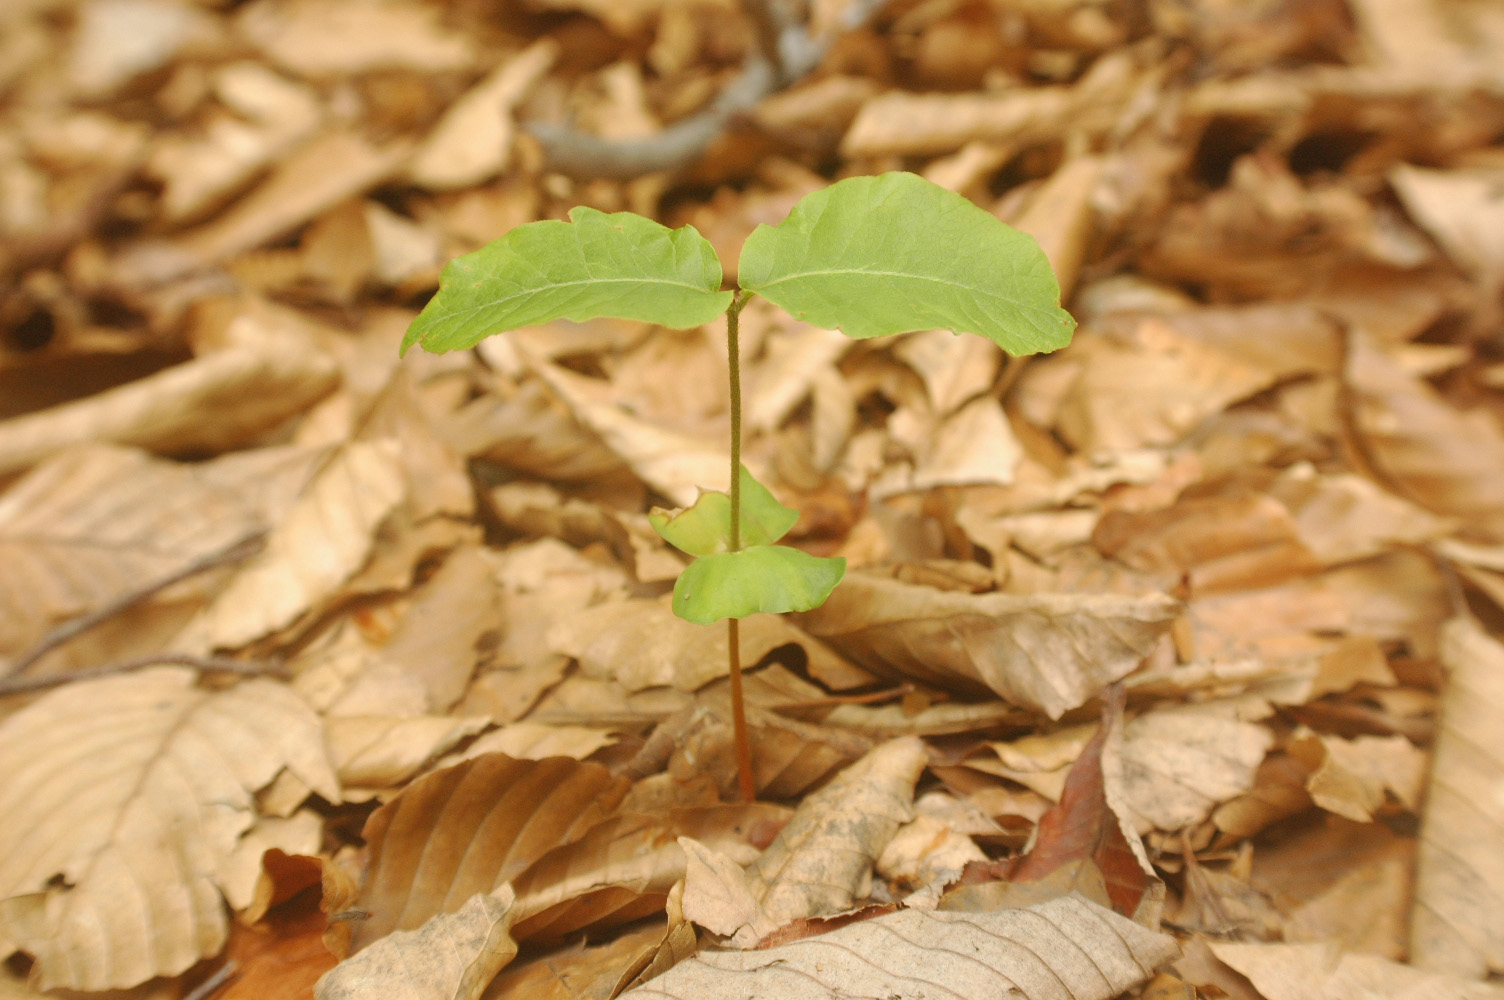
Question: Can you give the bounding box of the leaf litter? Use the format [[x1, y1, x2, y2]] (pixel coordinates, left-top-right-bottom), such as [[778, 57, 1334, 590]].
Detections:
[[2, 1, 1504, 998]]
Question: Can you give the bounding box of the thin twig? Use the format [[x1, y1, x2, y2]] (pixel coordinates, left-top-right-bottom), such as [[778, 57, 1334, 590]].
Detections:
[[183, 961, 238, 1000], [6, 530, 266, 678], [0, 654, 286, 698]]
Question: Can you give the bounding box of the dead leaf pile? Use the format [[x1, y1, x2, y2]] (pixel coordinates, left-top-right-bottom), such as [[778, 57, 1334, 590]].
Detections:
[[3, 1, 1504, 998]]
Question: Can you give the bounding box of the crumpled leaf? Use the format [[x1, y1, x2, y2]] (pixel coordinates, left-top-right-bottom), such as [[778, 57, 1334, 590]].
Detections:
[[622, 894, 1177, 1000], [1410, 616, 1504, 978], [0, 667, 339, 991], [316, 886, 517, 1000], [739, 172, 1075, 355], [796, 572, 1179, 718], [1112, 704, 1273, 833], [350, 753, 630, 951], [403, 208, 731, 355]]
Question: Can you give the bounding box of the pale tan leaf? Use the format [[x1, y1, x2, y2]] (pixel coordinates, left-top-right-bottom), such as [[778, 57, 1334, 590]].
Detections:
[[174, 440, 407, 652], [381, 546, 502, 711], [875, 815, 988, 901], [408, 40, 556, 189], [0, 344, 338, 478], [796, 572, 1179, 718], [1410, 616, 1504, 977], [316, 886, 517, 1000], [1290, 730, 1426, 823], [891, 329, 1001, 416], [0, 667, 338, 991], [1210, 941, 1504, 1000], [1390, 165, 1504, 287], [739, 737, 926, 943], [351, 753, 630, 951], [443, 723, 617, 764], [622, 894, 1177, 1000], [239, 0, 474, 78], [217, 809, 323, 912], [1110, 705, 1273, 833], [1272, 466, 1455, 566], [0, 444, 307, 661], [327, 714, 490, 791], [1346, 332, 1504, 540]]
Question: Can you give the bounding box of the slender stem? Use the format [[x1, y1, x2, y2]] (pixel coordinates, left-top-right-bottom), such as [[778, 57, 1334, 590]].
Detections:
[[728, 618, 755, 801], [725, 290, 755, 801]]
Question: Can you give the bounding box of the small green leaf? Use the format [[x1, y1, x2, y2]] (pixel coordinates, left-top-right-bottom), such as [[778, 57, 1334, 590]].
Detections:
[[738, 171, 1075, 355], [672, 546, 846, 624], [402, 207, 733, 355], [649, 466, 799, 557]]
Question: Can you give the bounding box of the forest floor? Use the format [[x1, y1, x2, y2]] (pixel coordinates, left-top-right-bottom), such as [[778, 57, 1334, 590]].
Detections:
[[2, 1, 1504, 998]]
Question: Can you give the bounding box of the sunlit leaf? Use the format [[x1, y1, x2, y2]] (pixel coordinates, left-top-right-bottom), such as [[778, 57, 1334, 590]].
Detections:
[[738, 172, 1075, 355], [649, 466, 798, 557], [673, 546, 846, 624], [402, 208, 732, 355]]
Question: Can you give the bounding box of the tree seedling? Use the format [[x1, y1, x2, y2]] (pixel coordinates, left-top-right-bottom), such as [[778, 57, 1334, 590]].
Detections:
[[402, 171, 1076, 800]]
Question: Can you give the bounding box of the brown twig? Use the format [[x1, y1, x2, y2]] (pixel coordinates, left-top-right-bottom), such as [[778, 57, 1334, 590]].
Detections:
[[5, 530, 266, 678], [0, 654, 287, 698]]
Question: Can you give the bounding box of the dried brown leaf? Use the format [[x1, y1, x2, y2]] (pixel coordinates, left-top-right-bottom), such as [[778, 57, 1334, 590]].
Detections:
[[381, 546, 502, 711], [797, 571, 1178, 718], [1410, 616, 1504, 977], [1211, 941, 1504, 1000], [352, 753, 631, 951], [0, 667, 338, 991], [622, 894, 1177, 1000]]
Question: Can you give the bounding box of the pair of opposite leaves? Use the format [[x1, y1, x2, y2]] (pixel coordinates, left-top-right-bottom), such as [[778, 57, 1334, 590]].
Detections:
[[402, 171, 1075, 625]]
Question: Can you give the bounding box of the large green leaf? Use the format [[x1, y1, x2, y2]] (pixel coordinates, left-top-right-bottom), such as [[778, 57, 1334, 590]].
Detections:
[[738, 172, 1075, 355], [402, 207, 733, 355], [673, 547, 846, 624], [649, 466, 798, 557]]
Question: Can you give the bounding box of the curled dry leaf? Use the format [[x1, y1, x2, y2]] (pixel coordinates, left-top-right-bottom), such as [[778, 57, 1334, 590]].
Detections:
[[796, 571, 1179, 718], [1288, 729, 1425, 823], [1112, 705, 1273, 834], [0, 667, 339, 991], [316, 886, 517, 1000], [351, 753, 630, 951], [173, 439, 407, 652], [622, 894, 1177, 1000], [1410, 617, 1504, 978]]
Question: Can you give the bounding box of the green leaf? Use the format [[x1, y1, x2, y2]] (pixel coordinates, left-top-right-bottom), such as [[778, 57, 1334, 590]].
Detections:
[[649, 466, 799, 556], [672, 546, 846, 624], [402, 207, 733, 355], [738, 171, 1075, 355]]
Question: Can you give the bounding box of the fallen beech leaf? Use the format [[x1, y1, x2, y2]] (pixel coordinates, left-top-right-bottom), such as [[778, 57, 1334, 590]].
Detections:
[[326, 714, 489, 791], [0, 344, 338, 478], [1390, 165, 1504, 287], [621, 894, 1177, 1000], [1210, 941, 1504, 1000], [218, 810, 324, 912], [174, 440, 407, 652], [351, 754, 630, 951], [0, 667, 339, 991], [380, 545, 502, 711], [509, 803, 791, 942], [484, 919, 675, 1000], [240, 0, 475, 75], [316, 886, 517, 1000], [796, 572, 1178, 718], [1346, 332, 1504, 540], [1410, 617, 1504, 977]]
